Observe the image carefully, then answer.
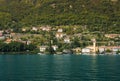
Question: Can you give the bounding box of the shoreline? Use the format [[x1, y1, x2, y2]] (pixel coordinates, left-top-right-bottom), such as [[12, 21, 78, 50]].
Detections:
[[0, 51, 38, 55], [0, 52, 119, 55]]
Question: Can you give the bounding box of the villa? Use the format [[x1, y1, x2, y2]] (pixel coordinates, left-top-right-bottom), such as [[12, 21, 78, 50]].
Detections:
[[64, 37, 70, 43], [32, 27, 38, 31], [98, 46, 120, 54], [40, 26, 51, 31], [57, 28, 63, 32], [39, 46, 48, 52], [52, 45, 58, 51], [56, 32, 64, 39], [82, 48, 91, 54]]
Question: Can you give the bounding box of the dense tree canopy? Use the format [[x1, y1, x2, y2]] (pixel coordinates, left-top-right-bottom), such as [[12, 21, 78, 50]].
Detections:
[[0, 0, 119, 33], [0, 41, 36, 52]]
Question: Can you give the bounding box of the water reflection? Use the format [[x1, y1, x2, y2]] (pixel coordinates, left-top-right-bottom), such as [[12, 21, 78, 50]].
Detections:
[[0, 55, 120, 80]]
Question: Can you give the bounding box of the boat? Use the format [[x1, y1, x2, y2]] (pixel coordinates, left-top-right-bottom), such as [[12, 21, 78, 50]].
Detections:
[[37, 53, 44, 55]]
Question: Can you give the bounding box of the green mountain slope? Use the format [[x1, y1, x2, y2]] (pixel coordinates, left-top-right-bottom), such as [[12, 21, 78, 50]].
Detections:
[[0, 0, 120, 33]]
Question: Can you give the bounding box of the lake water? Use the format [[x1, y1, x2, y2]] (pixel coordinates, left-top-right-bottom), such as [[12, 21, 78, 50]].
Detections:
[[0, 54, 120, 81]]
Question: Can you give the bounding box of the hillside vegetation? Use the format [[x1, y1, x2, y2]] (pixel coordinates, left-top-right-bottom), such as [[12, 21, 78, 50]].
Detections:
[[0, 0, 120, 33]]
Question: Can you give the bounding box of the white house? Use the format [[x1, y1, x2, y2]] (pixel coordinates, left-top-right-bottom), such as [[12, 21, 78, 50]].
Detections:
[[82, 48, 91, 53], [64, 37, 70, 43], [52, 45, 58, 51], [40, 46, 48, 52], [0, 36, 5, 40], [57, 28, 63, 32], [26, 40, 31, 45], [41, 26, 51, 31], [112, 47, 120, 53], [32, 27, 38, 31], [22, 28, 27, 32], [56, 32, 64, 39], [98, 47, 105, 53], [113, 48, 119, 52]]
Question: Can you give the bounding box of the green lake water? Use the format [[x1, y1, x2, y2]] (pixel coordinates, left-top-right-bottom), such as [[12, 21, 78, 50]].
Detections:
[[0, 54, 120, 81]]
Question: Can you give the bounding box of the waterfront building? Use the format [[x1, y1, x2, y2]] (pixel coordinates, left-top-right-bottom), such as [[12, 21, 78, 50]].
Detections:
[[52, 45, 58, 51], [98, 46, 106, 54], [99, 46, 120, 54], [111, 47, 120, 54], [82, 48, 91, 54], [62, 49, 72, 54], [39, 46, 48, 52]]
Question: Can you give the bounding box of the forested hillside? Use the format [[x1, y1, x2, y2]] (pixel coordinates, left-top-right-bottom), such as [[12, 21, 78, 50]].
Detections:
[[0, 0, 120, 33]]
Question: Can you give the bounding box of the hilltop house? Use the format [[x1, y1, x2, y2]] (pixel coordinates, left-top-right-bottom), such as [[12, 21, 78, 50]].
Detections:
[[56, 32, 64, 39], [64, 37, 70, 43], [26, 40, 31, 45], [0, 30, 5, 40], [56, 28, 65, 39], [10, 33, 15, 37], [40, 26, 51, 31], [5, 38, 12, 44], [57, 28, 63, 32], [111, 0, 118, 2], [4, 34, 11, 38], [32, 27, 38, 31], [0, 36, 5, 40], [0, 30, 3, 36], [22, 28, 27, 32], [105, 34, 120, 38]]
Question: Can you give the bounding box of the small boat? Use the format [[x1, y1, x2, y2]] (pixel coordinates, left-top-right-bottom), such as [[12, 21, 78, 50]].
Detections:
[[37, 53, 44, 55]]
